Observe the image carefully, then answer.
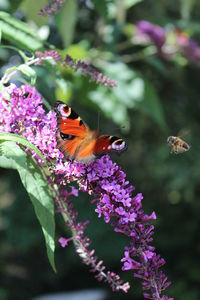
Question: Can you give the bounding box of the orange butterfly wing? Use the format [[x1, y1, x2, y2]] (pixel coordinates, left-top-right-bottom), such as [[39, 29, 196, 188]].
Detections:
[[54, 101, 127, 163], [55, 101, 98, 162], [55, 101, 88, 138]]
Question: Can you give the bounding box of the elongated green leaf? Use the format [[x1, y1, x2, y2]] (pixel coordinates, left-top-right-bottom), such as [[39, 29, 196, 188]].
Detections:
[[55, 0, 77, 48], [136, 81, 167, 130], [0, 132, 49, 170], [0, 12, 43, 50], [0, 140, 55, 271]]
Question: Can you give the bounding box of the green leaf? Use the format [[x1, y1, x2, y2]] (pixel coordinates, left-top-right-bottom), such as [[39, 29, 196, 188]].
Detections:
[[17, 64, 37, 84], [136, 81, 167, 130], [55, 78, 72, 102], [89, 61, 167, 130], [180, 0, 195, 20], [66, 44, 88, 60], [124, 0, 143, 8], [20, 0, 48, 26], [9, 0, 24, 11], [55, 0, 77, 48], [89, 62, 145, 131], [0, 132, 49, 169], [107, 0, 143, 20], [0, 140, 55, 271], [0, 12, 43, 50], [92, 0, 110, 18]]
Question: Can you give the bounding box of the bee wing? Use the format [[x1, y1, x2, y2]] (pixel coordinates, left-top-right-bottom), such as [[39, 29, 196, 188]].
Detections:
[[177, 128, 190, 139]]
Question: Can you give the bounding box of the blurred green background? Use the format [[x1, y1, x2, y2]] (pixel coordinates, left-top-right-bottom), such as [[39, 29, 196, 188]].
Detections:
[[0, 0, 200, 299]]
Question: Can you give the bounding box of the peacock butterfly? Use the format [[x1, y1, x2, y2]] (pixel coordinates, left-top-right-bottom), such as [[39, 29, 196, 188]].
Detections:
[[54, 101, 127, 163]]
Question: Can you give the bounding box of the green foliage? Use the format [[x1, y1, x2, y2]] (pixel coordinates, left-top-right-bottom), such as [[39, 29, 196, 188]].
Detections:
[[0, 132, 49, 166], [92, 0, 110, 19], [17, 64, 37, 84], [90, 61, 166, 130], [136, 81, 167, 130], [55, 0, 78, 48], [0, 11, 43, 50], [20, 0, 48, 26], [0, 137, 55, 271]]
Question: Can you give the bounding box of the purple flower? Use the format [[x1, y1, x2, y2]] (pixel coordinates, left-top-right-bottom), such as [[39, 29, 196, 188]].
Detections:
[[0, 84, 129, 294], [135, 21, 166, 49], [115, 207, 125, 215], [175, 30, 200, 67], [35, 51, 117, 88], [59, 237, 73, 248], [0, 84, 173, 299], [35, 50, 61, 64], [121, 251, 141, 271], [122, 211, 137, 223], [64, 55, 117, 87], [39, 0, 65, 16], [71, 186, 79, 197]]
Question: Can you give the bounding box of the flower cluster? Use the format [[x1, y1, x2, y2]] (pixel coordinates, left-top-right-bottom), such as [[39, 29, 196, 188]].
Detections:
[[64, 55, 117, 87], [0, 84, 173, 299], [175, 30, 200, 67], [134, 20, 200, 67], [39, 0, 65, 16], [35, 50, 117, 88], [0, 83, 128, 293], [35, 50, 61, 64], [135, 21, 166, 50]]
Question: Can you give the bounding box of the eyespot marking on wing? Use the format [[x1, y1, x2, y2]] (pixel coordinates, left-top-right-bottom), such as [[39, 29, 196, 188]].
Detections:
[[111, 138, 126, 151]]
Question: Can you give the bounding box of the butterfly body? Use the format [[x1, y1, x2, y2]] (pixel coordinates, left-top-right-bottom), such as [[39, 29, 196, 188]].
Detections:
[[54, 101, 127, 163]]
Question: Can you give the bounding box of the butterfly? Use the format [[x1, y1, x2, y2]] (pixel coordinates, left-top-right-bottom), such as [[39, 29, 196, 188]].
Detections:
[[54, 101, 127, 163]]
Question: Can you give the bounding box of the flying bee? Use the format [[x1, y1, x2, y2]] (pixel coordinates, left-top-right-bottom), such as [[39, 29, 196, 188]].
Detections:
[[167, 136, 190, 154]]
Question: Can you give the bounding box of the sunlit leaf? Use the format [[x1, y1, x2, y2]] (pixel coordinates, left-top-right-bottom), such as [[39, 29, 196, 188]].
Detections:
[[0, 132, 49, 168], [66, 44, 88, 60], [17, 64, 37, 84], [20, 0, 48, 26], [55, 78, 72, 102], [89, 61, 166, 130], [124, 0, 143, 8], [0, 12, 43, 50]]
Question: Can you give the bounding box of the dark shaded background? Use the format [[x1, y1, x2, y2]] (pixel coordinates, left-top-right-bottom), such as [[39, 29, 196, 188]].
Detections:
[[0, 0, 200, 299]]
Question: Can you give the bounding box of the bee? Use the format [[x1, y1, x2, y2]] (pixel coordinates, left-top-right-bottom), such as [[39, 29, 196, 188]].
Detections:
[[167, 136, 190, 154]]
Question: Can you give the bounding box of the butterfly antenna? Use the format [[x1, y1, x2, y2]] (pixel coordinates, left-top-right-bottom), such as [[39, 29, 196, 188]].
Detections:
[[112, 125, 126, 132], [97, 110, 101, 131]]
